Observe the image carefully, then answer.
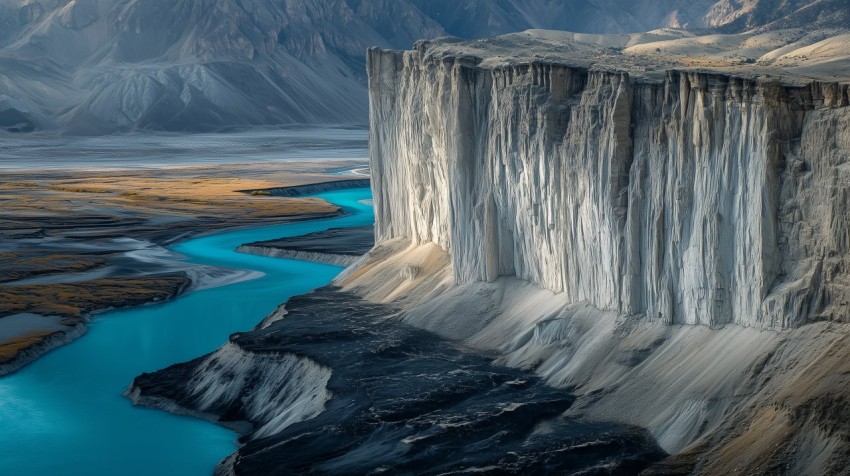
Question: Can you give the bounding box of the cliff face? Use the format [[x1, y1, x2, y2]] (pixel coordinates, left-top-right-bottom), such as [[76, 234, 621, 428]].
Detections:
[[368, 42, 850, 328]]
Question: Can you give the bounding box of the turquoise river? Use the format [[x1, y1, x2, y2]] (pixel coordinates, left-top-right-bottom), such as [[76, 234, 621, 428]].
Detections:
[[0, 188, 374, 476]]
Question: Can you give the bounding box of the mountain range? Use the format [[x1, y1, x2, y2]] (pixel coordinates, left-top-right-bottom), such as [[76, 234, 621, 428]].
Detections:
[[0, 0, 847, 134]]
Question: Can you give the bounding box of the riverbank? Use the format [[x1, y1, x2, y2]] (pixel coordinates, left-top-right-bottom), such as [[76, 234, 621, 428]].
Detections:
[[236, 225, 374, 266], [0, 161, 367, 375]]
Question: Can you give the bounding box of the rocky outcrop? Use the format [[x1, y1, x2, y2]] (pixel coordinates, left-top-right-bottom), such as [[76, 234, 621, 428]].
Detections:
[[128, 341, 332, 438], [367, 39, 850, 329]]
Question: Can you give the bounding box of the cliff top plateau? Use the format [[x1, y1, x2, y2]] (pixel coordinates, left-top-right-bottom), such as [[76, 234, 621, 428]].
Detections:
[[406, 27, 850, 85]]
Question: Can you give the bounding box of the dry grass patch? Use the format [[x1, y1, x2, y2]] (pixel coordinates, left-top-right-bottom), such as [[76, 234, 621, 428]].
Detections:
[[0, 274, 191, 318], [0, 252, 106, 283], [0, 182, 39, 189], [46, 176, 341, 219], [55, 186, 111, 194], [0, 330, 58, 361]]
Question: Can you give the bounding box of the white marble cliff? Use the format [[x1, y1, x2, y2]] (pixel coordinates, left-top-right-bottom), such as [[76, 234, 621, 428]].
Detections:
[[337, 30, 850, 472], [367, 30, 850, 329]]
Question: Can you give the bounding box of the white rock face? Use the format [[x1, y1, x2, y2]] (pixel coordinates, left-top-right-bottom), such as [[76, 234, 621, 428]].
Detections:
[[185, 342, 332, 439], [367, 39, 850, 328]]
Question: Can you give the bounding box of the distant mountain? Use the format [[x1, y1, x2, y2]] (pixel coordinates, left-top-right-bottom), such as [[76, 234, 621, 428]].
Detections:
[[0, 0, 845, 134], [703, 0, 850, 32]]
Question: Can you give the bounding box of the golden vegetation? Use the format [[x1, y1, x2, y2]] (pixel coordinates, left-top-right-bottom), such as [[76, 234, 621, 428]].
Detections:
[[0, 181, 39, 189], [55, 186, 111, 194], [0, 274, 190, 318], [0, 252, 106, 283], [0, 164, 354, 230], [36, 175, 340, 219], [0, 330, 57, 361], [0, 274, 190, 364]]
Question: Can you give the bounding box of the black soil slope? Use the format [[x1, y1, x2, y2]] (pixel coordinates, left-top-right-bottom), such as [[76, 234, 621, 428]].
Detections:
[[132, 287, 666, 475]]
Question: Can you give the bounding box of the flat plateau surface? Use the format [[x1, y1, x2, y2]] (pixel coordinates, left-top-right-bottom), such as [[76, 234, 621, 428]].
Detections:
[[417, 28, 850, 84]]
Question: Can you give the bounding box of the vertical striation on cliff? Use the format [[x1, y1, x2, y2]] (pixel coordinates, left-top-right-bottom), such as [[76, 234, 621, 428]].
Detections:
[[367, 39, 850, 328]]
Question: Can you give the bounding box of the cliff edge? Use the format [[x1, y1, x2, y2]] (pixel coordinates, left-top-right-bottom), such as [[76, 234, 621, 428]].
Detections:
[[367, 29, 850, 329]]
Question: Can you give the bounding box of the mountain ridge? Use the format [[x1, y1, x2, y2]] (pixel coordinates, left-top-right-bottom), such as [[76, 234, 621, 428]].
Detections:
[[0, 0, 847, 134]]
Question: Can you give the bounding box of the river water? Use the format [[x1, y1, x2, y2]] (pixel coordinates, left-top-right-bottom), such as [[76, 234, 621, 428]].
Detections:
[[0, 189, 374, 475]]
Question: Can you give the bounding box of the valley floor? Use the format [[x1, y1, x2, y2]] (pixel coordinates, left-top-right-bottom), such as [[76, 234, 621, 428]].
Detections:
[[0, 160, 367, 375]]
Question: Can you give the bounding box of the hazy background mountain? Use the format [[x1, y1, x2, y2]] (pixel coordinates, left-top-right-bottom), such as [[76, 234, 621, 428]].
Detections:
[[0, 0, 846, 134]]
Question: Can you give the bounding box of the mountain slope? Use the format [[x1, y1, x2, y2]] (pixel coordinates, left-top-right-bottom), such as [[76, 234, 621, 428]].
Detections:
[[0, 0, 845, 134]]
